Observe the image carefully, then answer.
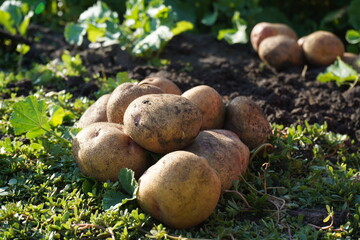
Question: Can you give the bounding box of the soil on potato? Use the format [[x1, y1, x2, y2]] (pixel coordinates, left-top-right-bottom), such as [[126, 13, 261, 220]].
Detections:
[[6, 25, 360, 146]]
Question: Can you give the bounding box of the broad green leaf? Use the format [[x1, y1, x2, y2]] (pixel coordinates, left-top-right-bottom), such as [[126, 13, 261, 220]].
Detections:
[[87, 23, 106, 42], [132, 25, 173, 55], [316, 58, 358, 86], [118, 168, 138, 196], [16, 43, 30, 55], [10, 96, 51, 138], [18, 10, 33, 36], [171, 20, 193, 36], [64, 23, 86, 46], [346, 29, 360, 44], [102, 189, 132, 210], [79, 0, 117, 23], [217, 11, 248, 44], [0, 1, 22, 28], [201, 3, 218, 26], [49, 105, 66, 127]]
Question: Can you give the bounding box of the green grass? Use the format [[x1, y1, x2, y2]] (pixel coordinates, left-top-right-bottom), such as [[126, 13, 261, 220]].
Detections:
[[0, 70, 359, 239]]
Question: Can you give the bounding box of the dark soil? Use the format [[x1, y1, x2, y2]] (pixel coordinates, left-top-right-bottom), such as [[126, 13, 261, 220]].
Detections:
[[7, 25, 360, 144]]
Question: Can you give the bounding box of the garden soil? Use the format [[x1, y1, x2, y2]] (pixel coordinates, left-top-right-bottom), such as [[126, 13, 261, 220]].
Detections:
[[15, 25, 360, 146]]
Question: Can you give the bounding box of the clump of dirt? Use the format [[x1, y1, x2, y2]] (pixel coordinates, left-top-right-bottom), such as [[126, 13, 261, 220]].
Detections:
[[7, 26, 360, 144]]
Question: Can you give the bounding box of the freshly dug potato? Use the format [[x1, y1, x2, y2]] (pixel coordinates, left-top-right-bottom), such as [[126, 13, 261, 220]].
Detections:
[[137, 150, 221, 229], [106, 82, 163, 124], [302, 30, 345, 66], [184, 129, 250, 191], [72, 122, 149, 181], [250, 22, 298, 52], [182, 85, 225, 130], [123, 94, 202, 153], [76, 94, 110, 129], [258, 35, 304, 70], [139, 76, 182, 95], [224, 96, 272, 150]]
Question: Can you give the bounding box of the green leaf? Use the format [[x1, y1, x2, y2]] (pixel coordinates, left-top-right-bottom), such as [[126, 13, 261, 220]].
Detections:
[[102, 190, 131, 210], [316, 58, 358, 86], [18, 10, 33, 36], [87, 23, 106, 43], [217, 11, 248, 44], [346, 29, 360, 44], [201, 3, 218, 26], [64, 23, 86, 46], [16, 43, 30, 55], [171, 20, 193, 36], [10, 96, 51, 139], [49, 105, 66, 127], [0, 10, 16, 34], [118, 168, 138, 196], [0, 1, 22, 29], [34, 2, 45, 15]]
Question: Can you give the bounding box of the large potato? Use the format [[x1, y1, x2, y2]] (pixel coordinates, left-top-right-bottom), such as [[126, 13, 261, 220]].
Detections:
[[184, 129, 250, 191], [137, 151, 221, 229], [182, 85, 225, 130], [139, 76, 182, 95], [224, 96, 272, 150], [123, 94, 202, 153], [76, 94, 110, 129], [302, 30, 344, 66], [106, 82, 163, 124], [258, 35, 304, 70], [72, 122, 149, 181], [250, 22, 298, 52]]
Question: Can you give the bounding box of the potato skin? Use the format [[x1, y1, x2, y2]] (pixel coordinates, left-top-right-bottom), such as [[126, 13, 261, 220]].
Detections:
[[123, 94, 203, 153], [182, 85, 225, 130], [106, 82, 163, 124], [184, 129, 250, 191], [250, 22, 298, 52], [139, 76, 182, 95], [224, 96, 272, 150], [137, 151, 221, 229], [258, 35, 304, 70], [302, 30, 344, 66], [72, 122, 149, 181], [76, 94, 110, 129]]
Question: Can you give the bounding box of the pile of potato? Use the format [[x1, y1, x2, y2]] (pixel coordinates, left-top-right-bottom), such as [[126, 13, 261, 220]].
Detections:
[[72, 76, 272, 229], [250, 22, 348, 70]]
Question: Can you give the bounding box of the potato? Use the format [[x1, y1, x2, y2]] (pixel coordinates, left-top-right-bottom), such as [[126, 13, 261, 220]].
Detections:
[[184, 129, 250, 191], [182, 85, 225, 130], [106, 82, 163, 124], [139, 76, 182, 95], [72, 122, 149, 181], [76, 94, 110, 129], [224, 96, 272, 150], [123, 94, 202, 153], [137, 151, 221, 229], [258, 35, 304, 70], [302, 30, 345, 66], [250, 22, 298, 52]]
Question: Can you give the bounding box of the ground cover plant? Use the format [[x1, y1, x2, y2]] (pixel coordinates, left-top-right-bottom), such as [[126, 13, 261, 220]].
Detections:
[[1, 0, 360, 239]]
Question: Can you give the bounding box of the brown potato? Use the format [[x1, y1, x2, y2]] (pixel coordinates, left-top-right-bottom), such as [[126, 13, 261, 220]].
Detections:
[[76, 94, 110, 129], [184, 129, 250, 191], [139, 76, 182, 95], [302, 30, 345, 66], [224, 96, 272, 150], [250, 22, 298, 52], [123, 94, 202, 153], [137, 150, 221, 229], [182, 85, 225, 130], [106, 82, 163, 124], [258, 35, 304, 70], [72, 122, 149, 181]]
